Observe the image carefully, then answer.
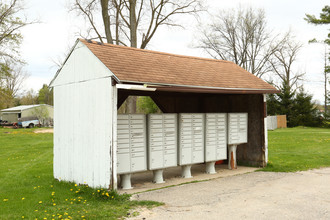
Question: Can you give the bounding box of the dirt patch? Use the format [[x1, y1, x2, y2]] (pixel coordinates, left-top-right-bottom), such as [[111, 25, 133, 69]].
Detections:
[[34, 128, 53, 133]]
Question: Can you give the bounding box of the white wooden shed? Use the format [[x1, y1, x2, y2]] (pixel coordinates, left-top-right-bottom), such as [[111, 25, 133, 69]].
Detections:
[[50, 39, 278, 189]]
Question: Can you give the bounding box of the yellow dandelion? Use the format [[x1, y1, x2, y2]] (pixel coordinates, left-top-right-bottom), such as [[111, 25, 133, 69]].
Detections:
[[22, 216, 24, 218], [70, 202, 73, 204], [53, 203, 56, 206], [70, 189, 73, 191], [34, 187, 37, 189], [65, 199, 68, 201], [97, 190, 100, 192], [81, 216, 85, 218], [3, 199, 8, 202], [51, 185, 53, 187], [35, 210, 38, 212], [39, 201, 42, 204], [75, 184, 77, 186], [22, 197, 25, 200]]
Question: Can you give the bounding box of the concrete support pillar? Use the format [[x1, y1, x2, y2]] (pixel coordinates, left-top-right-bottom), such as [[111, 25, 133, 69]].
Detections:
[[120, 174, 132, 189], [228, 145, 237, 170], [153, 169, 165, 184], [205, 161, 216, 174], [181, 165, 192, 178]]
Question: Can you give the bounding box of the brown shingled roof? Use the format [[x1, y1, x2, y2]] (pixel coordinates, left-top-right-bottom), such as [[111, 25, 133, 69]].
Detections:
[[80, 39, 278, 94]]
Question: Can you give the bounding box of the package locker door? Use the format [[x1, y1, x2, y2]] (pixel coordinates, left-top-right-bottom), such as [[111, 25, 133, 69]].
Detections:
[[149, 150, 164, 169]]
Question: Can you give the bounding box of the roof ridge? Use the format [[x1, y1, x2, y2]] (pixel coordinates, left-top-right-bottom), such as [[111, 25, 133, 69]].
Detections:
[[79, 39, 233, 64]]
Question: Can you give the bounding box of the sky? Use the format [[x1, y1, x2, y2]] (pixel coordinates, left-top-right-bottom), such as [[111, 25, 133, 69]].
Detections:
[[19, 0, 329, 104]]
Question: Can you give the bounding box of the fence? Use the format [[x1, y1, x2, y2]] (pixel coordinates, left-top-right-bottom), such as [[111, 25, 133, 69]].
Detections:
[[267, 115, 287, 130]]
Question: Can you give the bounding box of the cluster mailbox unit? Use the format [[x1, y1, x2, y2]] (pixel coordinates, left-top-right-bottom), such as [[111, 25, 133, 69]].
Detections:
[[117, 112, 248, 189], [117, 114, 147, 189], [147, 114, 178, 183], [205, 113, 227, 174], [178, 113, 205, 178], [227, 113, 248, 169]]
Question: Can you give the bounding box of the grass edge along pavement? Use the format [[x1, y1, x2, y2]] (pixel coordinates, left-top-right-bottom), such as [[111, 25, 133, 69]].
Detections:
[[1, 126, 329, 218], [0, 128, 161, 220]]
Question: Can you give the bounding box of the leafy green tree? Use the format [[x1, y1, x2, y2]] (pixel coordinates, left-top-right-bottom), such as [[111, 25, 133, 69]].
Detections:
[[136, 96, 161, 114], [38, 84, 53, 105], [0, 0, 33, 109]]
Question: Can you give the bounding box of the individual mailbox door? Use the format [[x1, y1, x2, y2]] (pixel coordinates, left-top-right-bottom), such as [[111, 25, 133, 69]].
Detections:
[[205, 113, 227, 162], [117, 114, 147, 174], [178, 113, 205, 165], [228, 113, 248, 145], [147, 114, 178, 170]]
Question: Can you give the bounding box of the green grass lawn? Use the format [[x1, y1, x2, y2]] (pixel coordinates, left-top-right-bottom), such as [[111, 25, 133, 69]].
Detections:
[[261, 127, 330, 172], [0, 128, 160, 220], [1, 127, 329, 219]]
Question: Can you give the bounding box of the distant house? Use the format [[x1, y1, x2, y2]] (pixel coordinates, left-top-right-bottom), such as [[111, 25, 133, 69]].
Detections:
[[0, 104, 54, 123]]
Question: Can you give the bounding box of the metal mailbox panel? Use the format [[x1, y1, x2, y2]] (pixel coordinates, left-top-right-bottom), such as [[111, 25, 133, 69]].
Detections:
[[117, 153, 130, 174], [117, 114, 147, 174], [216, 147, 227, 160], [228, 113, 248, 145], [205, 113, 227, 162], [149, 150, 164, 169], [164, 153, 177, 167], [147, 114, 178, 170], [131, 156, 147, 172], [178, 113, 205, 165]]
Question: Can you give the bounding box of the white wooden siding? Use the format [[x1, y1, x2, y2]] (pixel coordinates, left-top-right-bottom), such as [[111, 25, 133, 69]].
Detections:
[[51, 41, 112, 87], [53, 40, 114, 188]]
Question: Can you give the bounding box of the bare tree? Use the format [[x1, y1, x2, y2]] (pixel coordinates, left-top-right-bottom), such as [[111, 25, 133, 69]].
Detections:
[[72, 0, 203, 48], [71, 0, 203, 113], [269, 35, 304, 92], [198, 6, 284, 78], [3, 62, 29, 97]]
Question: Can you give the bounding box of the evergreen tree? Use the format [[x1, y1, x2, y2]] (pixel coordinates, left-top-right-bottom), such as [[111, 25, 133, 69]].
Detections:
[[290, 88, 321, 127]]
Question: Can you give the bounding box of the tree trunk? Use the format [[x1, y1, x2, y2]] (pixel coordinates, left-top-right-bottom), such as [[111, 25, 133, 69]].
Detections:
[[129, 0, 137, 48], [125, 0, 138, 113], [101, 0, 113, 44]]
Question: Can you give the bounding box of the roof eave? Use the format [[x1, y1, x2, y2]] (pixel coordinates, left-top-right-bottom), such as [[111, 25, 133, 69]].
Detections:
[[119, 80, 279, 94]]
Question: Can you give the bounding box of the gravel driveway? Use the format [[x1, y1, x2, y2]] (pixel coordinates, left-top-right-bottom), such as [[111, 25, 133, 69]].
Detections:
[[130, 168, 330, 220]]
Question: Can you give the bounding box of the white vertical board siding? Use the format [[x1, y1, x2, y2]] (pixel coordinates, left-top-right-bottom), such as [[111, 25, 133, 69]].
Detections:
[[53, 40, 114, 188], [54, 78, 112, 188], [51, 41, 111, 87]]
